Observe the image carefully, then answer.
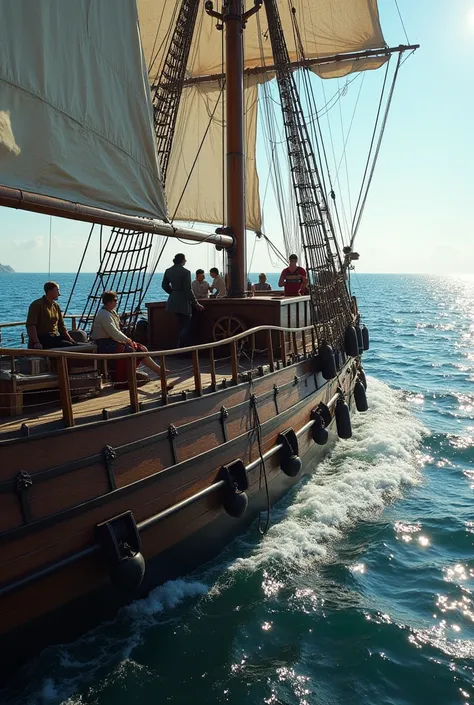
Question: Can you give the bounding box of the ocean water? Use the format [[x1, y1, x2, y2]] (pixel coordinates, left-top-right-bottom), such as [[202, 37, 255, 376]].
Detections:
[[1, 272, 474, 705]]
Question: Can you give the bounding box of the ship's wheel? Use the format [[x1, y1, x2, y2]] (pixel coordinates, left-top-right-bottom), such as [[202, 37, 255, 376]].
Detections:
[[212, 315, 247, 343]]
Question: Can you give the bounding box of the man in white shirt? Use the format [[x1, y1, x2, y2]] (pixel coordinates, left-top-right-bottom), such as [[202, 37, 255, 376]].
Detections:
[[209, 267, 226, 298], [191, 269, 210, 298]]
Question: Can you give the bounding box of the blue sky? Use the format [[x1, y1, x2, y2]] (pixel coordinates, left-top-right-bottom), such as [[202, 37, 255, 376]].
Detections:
[[0, 0, 473, 274]]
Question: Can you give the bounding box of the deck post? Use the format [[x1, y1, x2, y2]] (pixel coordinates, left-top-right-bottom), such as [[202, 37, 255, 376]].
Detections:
[[57, 354, 74, 427], [279, 331, 287, 366], [231, 340, 239, 382], [192, 350, 203, 396], [126, 357, 139, 413], [209, 347, 217, 391], [267, 330, 275, 372], [159, 354, 168, 404]]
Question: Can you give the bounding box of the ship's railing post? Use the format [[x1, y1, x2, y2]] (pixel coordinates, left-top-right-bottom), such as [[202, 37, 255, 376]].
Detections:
[[57, 353, 74, 427], [292, 332, 298, 358], [159, 354, 168, 404], [267, 330, 275, 372], [301, 330, 307, 356], [209, 348, 217, 391], [231, 341, 239, 382], [279, 331, 287, 366], [192, 349, 202, 396], [71, 316, 77, 330], [125, 357, 139, 413]]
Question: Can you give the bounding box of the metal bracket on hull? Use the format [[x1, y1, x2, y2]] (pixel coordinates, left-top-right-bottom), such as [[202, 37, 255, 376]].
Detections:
[[15, 471, 33, 523], [277, 428, 302, 477], [103, 445, 117, 491], [220, 406, 229, 442], [273, 384, 280, 414], [168, 424, 179, 464], [96, 510, 145, 592]]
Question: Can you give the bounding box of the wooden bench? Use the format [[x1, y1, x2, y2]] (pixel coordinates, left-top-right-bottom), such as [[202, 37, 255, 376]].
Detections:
[[0, 343, 101, 416], [0, 371, 59, 416]]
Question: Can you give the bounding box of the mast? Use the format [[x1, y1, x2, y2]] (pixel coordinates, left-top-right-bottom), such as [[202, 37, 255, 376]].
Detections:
[[206, 0, 261, 298]]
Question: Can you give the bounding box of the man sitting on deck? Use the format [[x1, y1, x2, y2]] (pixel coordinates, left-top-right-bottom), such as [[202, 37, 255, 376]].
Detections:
[[278, 254, 308, 296], [26, 281, 76, 349]]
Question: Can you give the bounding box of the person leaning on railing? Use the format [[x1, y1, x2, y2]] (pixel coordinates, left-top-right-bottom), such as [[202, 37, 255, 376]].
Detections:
[[26, 281, 76, 349], [90, 291, 172, 388]]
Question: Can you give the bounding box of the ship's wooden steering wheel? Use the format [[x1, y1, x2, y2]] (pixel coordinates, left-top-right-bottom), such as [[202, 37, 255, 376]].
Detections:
[[212, 315, 247, 342]]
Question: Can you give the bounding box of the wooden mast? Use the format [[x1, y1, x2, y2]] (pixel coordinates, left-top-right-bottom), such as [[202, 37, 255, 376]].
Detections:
[[224, 0, 246, 298], [206, 0, 261, 297]]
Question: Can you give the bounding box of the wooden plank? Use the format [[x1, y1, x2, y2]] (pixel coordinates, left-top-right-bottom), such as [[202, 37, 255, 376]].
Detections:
[[56, 355, 74, 427], [0, 357, 320, 472]]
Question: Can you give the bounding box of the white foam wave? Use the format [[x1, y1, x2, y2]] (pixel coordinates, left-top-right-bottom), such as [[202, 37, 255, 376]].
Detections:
[[126, 578, 209, 617], [230, 377, 425, 573]]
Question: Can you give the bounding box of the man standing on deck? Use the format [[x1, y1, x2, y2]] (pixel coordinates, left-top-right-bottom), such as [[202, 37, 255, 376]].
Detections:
[[278, 254, 308, 296], [162, 254, 204, 347], [191, 269, 210, 299], [26, 281, 76, 349], [209, 267, 226, 298]]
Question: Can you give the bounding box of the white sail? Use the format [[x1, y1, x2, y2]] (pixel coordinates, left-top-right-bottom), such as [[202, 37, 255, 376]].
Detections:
[[166, 81, 261, 232], [138, 0, 387, 81], [0, 0, 167, 220], [137, 0, 387, 230]]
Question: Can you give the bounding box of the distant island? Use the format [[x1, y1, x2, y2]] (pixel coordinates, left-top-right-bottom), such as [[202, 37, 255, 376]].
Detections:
[[0, 263, 14, 273]]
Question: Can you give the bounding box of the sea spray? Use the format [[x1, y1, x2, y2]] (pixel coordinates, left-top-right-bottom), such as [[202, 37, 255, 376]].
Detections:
[[229, 377, 425, 574]]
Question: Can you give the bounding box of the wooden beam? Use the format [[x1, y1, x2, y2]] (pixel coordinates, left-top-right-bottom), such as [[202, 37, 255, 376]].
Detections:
[[176, 44, 420, 87], [0, 185, 234, 248]]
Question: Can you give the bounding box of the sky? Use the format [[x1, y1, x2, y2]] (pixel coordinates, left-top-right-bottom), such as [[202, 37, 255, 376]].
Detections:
[[0, 0, 473, 275]]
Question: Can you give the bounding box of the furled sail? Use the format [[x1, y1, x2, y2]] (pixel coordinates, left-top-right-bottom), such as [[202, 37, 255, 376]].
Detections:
[[138, 0, 387, 81], [0, 0, 167, 220], [166, 80, 261, 232]]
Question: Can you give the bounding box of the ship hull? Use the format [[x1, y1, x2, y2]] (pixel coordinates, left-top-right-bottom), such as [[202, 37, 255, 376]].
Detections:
[[0, 354, 357, 683]]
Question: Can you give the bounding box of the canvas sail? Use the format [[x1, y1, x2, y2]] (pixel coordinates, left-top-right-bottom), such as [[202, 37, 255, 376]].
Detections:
[[138, 0, 387, 230], [166, 80, 261, 232], [0, 0, 167, 220], [138, 0, 387, 81]]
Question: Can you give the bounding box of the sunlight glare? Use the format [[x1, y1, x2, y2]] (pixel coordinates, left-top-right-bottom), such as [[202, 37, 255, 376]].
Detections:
[[468, 7, 474, 29]]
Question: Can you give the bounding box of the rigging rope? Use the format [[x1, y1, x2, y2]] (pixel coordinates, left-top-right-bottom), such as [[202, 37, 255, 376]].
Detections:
[[394, 0, 410, 45], [351, 53, 402, 247], [350, 58, 391, 240], [64, 223, 95, 316]]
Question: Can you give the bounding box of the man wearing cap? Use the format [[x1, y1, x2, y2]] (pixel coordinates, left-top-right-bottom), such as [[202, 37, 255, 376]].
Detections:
[[278, 254, 308, 296]]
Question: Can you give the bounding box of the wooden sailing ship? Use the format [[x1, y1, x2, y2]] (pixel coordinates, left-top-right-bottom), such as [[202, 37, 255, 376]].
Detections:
[[0, 0, 417, 683]]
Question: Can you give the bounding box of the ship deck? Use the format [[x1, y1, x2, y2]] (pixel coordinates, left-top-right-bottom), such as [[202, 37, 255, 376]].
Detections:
[[0, 352, 262, 438]]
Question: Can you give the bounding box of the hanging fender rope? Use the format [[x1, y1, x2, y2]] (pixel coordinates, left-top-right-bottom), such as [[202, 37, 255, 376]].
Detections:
[[251, 393, 271, 536]]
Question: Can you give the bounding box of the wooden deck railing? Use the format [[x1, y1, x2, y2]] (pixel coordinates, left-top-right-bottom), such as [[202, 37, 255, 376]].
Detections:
[[0, 323, 318, 428]]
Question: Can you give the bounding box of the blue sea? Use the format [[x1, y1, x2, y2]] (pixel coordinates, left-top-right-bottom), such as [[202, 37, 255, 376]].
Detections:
[[2, 272, 474, 705]]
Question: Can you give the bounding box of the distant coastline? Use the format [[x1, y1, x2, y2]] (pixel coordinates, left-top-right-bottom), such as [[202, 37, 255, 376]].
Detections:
[[0, 263, 14, 273]]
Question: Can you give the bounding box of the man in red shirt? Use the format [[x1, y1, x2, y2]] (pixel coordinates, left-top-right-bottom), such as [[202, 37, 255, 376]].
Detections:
[[278, 254, 308, 296]]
